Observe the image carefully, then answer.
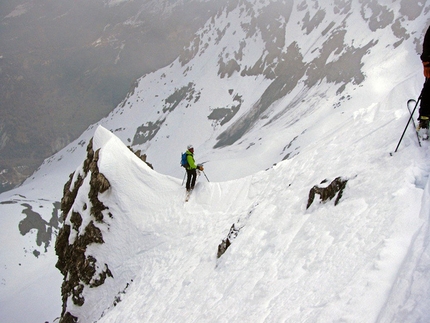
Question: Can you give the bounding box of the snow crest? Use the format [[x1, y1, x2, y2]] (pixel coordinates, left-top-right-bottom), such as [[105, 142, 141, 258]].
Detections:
[[57, 123, 428, 322]]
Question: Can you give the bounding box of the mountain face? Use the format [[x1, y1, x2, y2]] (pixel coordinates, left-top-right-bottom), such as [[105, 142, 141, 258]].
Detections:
[[0, 0, 224, 192], [55, 130, 154, 322], [54, 127, 352, 323], [1, 0, 430, 322]]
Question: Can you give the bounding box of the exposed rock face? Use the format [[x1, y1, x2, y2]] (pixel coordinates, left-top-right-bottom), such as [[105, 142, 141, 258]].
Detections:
[[54, 131, 154, 322], [55, 138, 113, 323], [217, 204, 259, 259], [306, 177, 348, 209], [217, 224, 241, 259], [128, 147, 154, 169]]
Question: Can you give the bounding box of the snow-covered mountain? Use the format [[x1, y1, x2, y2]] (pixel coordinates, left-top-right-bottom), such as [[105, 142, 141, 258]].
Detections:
[[0, 0, 223, 191], [1, 0, 430, 322]]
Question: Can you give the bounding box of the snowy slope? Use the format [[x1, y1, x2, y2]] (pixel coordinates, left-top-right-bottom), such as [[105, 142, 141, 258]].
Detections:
[[64, 114, 429, 322], [1, 0, 430, 322]]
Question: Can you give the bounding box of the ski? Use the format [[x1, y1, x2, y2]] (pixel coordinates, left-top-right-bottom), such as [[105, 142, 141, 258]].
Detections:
[[185, 189, 193, 202], [407, 99, 422, 146], [184, 175, 202, 202]]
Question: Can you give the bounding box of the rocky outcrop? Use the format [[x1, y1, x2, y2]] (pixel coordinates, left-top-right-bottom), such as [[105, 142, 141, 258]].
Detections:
[[217, 204, 259, 259], [54, 131, 154, 322], [217, 224, 241, 259], [55, 138, 113, 323], [306, 177, 348, 209], [129, 147, 154, 169]]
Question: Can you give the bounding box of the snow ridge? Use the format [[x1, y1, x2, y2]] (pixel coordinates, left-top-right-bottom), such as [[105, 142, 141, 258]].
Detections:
[[59, 121, 428, 322]]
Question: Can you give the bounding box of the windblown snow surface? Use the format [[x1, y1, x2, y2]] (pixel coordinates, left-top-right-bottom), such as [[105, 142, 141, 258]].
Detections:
[[2, 70, 430, 322], [66, 111, 430, 323], [1, 0, 430, 322]]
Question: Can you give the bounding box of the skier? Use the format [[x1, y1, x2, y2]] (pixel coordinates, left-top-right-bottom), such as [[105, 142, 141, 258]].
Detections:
[[418, 25, 430, 132], [184, 145, 203, 192]]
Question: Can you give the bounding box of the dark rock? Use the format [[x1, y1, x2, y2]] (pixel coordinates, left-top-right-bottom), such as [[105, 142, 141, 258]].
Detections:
[[306, 177, 348, 209], [217, 238, 232, 259], [128, 147, 154, 169], [70, 212, 82, 231], [55, 224, 71, 276], [61, 173, 84, 218], [60, 312, 78, 323], [83, 138, 94, 174], [90, 264, 114, 288], [217, 224, 241, 259], [55, 137, 113, 322]]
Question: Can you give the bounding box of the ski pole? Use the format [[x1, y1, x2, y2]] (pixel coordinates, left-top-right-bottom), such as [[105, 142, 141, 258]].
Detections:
[[394, 98, 421, 153], [202, 170, 210, 182], [181, 170, 186, 186], [393, 79, 428, 153]]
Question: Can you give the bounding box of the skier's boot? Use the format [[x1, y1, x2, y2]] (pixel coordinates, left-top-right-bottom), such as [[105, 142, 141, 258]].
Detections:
[[417, 116, 430, 140]]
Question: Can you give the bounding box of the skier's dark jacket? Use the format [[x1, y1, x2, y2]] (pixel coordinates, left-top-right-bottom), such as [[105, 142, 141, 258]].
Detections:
[[421, 26, 430, 62]]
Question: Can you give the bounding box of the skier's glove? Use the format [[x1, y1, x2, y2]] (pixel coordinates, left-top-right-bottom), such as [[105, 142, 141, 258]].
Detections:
[[423, 61, 430, 78], [198, 165, 204, 171]]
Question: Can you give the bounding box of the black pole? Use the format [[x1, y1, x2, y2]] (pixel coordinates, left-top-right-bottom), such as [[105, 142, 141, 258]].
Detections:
[[182, 170, 186, 186], [393, 80, 428, 153], [202, 170, 210, 182], [394, 98, 421, 153]]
